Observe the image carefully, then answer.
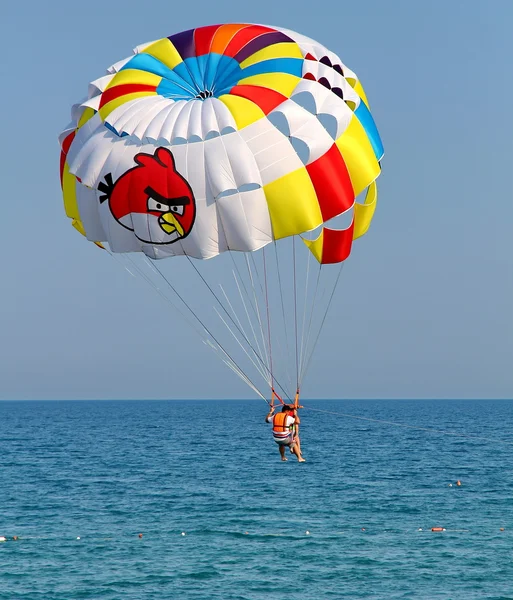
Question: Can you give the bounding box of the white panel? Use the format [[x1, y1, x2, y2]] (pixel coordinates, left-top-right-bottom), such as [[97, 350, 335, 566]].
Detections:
[[171, 100, 196, 142], [317, 94, 354, 139], [212, 98, 237, 133], [200, 98, 221, 139], [131, 98, 173, 140], [106, 56, 132, 74], [220, 133, 263, 190], [204, 136, 237, 196], [270, 99, 333, 163], [144, 102, 180, 141], [185, 100, 204, 141], [174, 141, 223, 259], [76, 183, 107, 242], [217, 188, 272, 251], [159, 101, 189, 142], [107, 97, 158, 135]]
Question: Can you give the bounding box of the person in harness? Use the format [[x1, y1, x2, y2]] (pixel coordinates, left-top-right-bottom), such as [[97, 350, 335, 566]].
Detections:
[[265, 403, 305, 462]]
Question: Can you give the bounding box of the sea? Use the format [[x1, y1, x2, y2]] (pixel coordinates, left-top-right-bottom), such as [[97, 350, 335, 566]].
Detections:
[[1, 399, 512, 599]]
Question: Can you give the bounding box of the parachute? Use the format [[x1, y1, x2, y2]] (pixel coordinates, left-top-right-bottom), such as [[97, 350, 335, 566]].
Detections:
[[59, 23, 384, 403]]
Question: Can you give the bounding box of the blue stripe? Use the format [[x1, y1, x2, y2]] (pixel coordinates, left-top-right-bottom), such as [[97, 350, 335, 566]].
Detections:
[[122, 54, 197, 96], [202, 54, 240, 94], [239, 58, 303, 80], [183, 57, 205, 91], [355, 101, 384, 160]]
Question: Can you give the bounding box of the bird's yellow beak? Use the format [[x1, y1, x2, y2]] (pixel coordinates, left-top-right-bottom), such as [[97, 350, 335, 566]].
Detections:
[[159, 212, 184, 237]]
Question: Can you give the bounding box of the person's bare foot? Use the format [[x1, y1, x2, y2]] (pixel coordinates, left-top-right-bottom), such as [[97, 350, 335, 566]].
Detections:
[[298, 457, 306, 462], [281, 457, 288, 461]]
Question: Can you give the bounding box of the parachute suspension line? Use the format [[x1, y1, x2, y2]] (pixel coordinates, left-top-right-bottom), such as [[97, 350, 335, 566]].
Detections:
[[182, 253, 291, 401], [298, 241, 312, 385], [205, 339, 267, 401], [262, 246, 275, 397], [146, 258, 266, 399], [301, 405, 513, 446], [229, 252, 263, 343], [110, 251, 267, 400], [300, 262, 345, 386], [299, 262, 322, 383], [245, 254, 291, 402], [230, 268, 268, 378], [244, 254, 272, 381], [217, 281, 270, 383], [108, 252, 206, 343], [213, 305, 270, 385], [273, 241, 294, 395], [292, 236, 300, 398]]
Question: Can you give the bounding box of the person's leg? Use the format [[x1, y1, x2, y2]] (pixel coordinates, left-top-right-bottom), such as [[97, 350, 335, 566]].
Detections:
[[279, 444, 287, 461], [291, 442, 305, 462]]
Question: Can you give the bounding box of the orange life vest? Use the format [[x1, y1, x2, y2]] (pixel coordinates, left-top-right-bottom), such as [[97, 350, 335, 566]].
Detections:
[[273, 412, 293, 433]]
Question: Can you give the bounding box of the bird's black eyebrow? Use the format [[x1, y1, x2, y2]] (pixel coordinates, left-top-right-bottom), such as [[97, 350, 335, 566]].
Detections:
[[144, 186, 190, 206]]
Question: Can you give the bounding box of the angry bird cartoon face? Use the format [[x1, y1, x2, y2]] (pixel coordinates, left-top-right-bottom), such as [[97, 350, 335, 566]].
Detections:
[[98, 147, 196, 245]]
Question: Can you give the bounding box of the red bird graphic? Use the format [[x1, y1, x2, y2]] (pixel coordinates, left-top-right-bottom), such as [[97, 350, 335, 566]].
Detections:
[[98, 147, 196, 244]]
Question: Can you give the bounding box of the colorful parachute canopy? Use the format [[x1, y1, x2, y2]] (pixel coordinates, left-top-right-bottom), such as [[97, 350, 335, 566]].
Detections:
[[59, 23, 383, 265]]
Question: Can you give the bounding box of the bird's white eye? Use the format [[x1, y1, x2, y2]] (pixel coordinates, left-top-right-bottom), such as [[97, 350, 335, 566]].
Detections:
[[147, 197, 168, 213], [169, 205, 184, 216]]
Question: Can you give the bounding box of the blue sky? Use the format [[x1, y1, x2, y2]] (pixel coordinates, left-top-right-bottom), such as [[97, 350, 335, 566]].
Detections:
[[2, 0, 512, 400]]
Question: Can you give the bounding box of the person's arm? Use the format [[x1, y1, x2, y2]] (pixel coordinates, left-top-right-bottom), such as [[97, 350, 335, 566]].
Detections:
[[265, 407, 275, 423]]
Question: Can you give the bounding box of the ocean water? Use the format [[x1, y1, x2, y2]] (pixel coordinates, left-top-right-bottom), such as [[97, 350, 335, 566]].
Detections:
[[1, 399, 512, 599]]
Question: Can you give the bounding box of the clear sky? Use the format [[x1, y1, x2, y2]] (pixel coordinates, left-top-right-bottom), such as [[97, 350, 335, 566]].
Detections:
[[2, 0, 512, 400]]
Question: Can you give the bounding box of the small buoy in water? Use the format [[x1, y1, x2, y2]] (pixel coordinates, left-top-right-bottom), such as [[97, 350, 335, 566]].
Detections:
[[305, 531, 310, 535], [456, 480, 462, 486], [244, 532, 249, 535], [76, 537, 81, 540], [431, 527, 445, 532], [448, 483, 453, 487], [500, 528, 505, 532], [361, 528, 366, 532], [418, 528, 423, 532], [0, 537, 6, 542], [138, 533, 143, 538], [181, 532, 186, 536]]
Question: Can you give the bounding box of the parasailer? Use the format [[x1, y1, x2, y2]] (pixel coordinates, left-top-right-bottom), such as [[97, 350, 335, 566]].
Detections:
[[59, 23, 383, 455], [266, 403, 305, 462]]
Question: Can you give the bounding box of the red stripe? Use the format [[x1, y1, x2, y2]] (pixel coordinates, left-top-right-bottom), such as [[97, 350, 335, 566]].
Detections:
[[229, 85, 287, 114], [99, 84, 156, 109], [223, 25, 275, 58], [321, 224, 354, 264], [194, 24, 223, 55], [59, 131, 76, 187], [306, 144, 354, 222]]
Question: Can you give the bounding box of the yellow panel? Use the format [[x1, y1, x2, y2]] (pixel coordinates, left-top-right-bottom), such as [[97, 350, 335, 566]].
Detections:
[[353, 80, 370, 108], [239, 42, 303, 69], [353, 181, 377, 240], [105, 69, 162, 89], [72, 218, 86, 236], [141, 38, 183, 70], [62, 163, 79, 220], [335, 115, 380, 197], [302, 230, 323, 263], [237, 73, 300, 98], [263, 167, 322, 239], [218, 94, 265, 129], [99, 91, 158, 120], [77, 107, 96, 129]]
